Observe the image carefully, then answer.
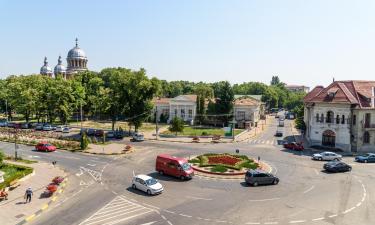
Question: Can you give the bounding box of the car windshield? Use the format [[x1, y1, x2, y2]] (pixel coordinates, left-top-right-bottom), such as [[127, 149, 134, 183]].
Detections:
[[45, 144, 51, 147], [181, 163, 191, 171], [146, 178, 158, 186]]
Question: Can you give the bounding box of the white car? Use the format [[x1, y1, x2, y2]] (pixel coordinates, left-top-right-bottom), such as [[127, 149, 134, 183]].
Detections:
[[131, 174, 163, 195], [62, 127, 70, 133], [312, 151, 342, 161], [55, 125, 64, 132], [132, 133, 144, 142], [42, 124, 53, 131]]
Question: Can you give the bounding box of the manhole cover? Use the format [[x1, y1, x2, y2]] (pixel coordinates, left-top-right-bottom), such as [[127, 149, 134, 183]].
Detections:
[[15, 214, 25, 218]]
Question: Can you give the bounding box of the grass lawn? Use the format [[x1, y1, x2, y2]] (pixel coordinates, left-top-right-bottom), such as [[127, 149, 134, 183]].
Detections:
[[0, 163, 34, 189], [69, 121, 166, 132], [5, 156, 37, 164], [162, 126, 244, 136]]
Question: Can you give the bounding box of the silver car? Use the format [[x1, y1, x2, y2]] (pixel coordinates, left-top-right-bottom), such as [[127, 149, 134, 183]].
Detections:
[[312, 151, 342, 161]]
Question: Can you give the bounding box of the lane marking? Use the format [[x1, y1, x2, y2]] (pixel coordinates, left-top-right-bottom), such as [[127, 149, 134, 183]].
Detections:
[[186, 196, 212, 201], [167, 221, 173, 225], [246, 223, 260, 225], [303, 186, 315, 194], [328, 214, 337, 218], [248, 198, 280, 202], [264, 222, 278, 224], [179, 213, 192, 218], [163, 210, 176, 214], [143, 203, 161, 210], [289, 220, 306, 224], [342, 207, 356, 214]]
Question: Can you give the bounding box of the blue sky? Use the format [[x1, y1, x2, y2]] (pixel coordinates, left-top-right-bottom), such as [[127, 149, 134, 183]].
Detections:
[[1, 0, 375, 87]]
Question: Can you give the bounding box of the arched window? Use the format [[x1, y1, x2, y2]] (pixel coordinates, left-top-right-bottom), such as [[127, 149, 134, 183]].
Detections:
[[316, 113, 319, 122], [341, 115, 345, 124], [336, 115, 340, 124], [364, 131, 370, 144], [353, 115, 357, 125], [320, 113, 324, 123], [326, 111, 334, 123]]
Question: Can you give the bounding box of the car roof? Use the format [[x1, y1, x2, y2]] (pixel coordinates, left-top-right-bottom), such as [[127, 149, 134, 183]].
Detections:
[[135, 174, 153, 180], [157, 154, 187, 163], [322, 151, 336, 154], [247, 169, 267, 174]]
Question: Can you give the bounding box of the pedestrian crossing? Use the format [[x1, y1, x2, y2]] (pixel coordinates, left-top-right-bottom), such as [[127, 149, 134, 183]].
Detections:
[[79, 196, 154, 225], [246, 139, 280, 146]]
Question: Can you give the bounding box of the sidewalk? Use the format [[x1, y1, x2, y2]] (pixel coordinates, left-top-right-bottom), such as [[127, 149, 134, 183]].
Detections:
[[0, 161, 65, 225], [234, 116, 271, 142]]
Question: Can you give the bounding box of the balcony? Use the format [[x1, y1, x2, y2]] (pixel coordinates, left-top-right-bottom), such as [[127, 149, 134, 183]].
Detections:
[[364, 123, 375, 130]]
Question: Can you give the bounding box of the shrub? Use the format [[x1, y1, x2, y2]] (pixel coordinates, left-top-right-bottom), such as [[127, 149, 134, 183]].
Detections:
[[188, 158, 200, 163], [80, 132, 89, 150], [210, 165, 228, 173], [241, 161, 258, 169], [201, 131, 208, 136]]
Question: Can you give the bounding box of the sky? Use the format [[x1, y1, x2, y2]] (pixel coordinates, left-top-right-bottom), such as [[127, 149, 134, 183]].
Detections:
[[1, 0, 375, 87]]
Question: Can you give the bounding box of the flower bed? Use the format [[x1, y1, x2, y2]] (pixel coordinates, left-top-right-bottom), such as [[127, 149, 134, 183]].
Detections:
[[189, 153, 259, 172]]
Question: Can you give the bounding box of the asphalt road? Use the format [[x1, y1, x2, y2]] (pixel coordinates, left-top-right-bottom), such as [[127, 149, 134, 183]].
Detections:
[[2, 117, 375, 225]]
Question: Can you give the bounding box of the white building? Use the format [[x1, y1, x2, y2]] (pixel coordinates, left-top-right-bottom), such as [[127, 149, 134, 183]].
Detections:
[[153, 95, 197, 123], [304, 80, 375, 152], [233, 95, 264, 129], [286, 85, 310, 93]]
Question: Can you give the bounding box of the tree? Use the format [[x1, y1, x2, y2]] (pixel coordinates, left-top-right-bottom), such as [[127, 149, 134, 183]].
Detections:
[[293, 105, 306, 131], [213, 81, 234, 125], [169, 117, 185, 136], [194, 83, 213, 124], [80, 132, 89, 150], [270, 76, 280, 85]]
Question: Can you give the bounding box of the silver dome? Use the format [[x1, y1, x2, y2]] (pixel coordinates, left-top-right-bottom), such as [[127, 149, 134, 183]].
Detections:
[[67, 38, 87, 59], [54, 56, 66, 74], [40, 57, 53, 75]]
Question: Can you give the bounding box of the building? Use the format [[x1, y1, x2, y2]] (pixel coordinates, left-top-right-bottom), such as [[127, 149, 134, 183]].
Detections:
[[286, 85, 310, 93], [153, 95, 197, 123], [304, 80, 375, 152], [233, 95, 265, 129], [39, 38, 87, 79]]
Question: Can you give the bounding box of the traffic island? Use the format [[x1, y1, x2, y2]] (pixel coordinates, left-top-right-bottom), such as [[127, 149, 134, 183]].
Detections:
[[188, 153, 270, 179], [83, 143, 136, 155]]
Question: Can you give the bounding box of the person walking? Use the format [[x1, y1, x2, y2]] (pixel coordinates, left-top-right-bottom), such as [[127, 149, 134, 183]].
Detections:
[[24, 187, 33, 203]]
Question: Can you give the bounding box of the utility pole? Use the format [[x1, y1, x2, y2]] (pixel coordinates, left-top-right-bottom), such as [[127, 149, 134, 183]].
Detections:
[[80, 101, 83, 129], [232, 109, 236, 141], [155, 106, 159, 140]]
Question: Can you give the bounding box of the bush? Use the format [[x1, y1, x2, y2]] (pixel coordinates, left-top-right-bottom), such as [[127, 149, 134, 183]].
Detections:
[[241, 161, 258, 169], [210, 165, 228, 173], [188, 158, 200, 163], [80, 132, 89, 150], [0, 150, 5, 166], [201, 131, 208, 136]]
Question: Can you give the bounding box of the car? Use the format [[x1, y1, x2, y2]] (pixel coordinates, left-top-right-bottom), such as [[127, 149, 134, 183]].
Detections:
[[21, 123, 31, 129], [7, 122, 15, 128], [35, 123, 44, 130], [95, 129, 104, 137], [355, 153, 375, 163], [283, 142, 304, 151], [323, 161, 352, 173], [312, 151, 342, 161], [132, 133, 144, 142], [80, 128, 88, 135], [0, 121, 8, 127], [55, 125, 64, 132], [106, 131, 115, 138], [62, 127, 70, 133], [35, 142, 56, 152], [275, 130, 283, 137], [131, 174, 163, 195], [156, 154, 194, 180], [245, 170, 279, 186], [42, 124, 53, 131], [87, 128, 96, 136]]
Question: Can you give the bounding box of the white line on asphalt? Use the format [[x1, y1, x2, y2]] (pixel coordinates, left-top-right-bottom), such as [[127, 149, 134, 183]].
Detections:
[[92, 206, 141, 218], [186, 196, 212, 201], [179, 213, 192, 218], [83, 208, 147, 225], [245, 222, 260, 225], [139, 222, 157, 225], [143, 203, 161, 210], [248, 198, 280, 202], [264, 222, 278, 224], [100, 210, 154, 225], [112, 191, 118, 195], [328, 214, 337, 218], [87, 164, 96, 167], [215, 220, 227, 223], [303, 185, 315, 194], [311, 217, 324, 221], [163, 210, 176, 214], [161, 215, 166, 220], [342, 207, 356, 214], [289, 220, 306, 224], [167, 221, 173, 225]]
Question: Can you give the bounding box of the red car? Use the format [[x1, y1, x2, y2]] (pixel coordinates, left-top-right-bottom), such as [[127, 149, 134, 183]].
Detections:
[[283, 142, 304, 151], [35, 142, 56, 152]]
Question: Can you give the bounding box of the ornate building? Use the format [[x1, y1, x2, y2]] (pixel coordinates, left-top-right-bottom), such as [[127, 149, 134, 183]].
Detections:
[[40, 38, 88, 79]]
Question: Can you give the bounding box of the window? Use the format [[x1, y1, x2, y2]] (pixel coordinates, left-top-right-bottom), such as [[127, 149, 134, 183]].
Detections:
[[316, 113, 319, 122], [341, 115, 345, 124], [237, 111, 246, 121], [364, 131, 370, 144], [181, 109, 185, 118], [174, 109, 177, 116], [326, 111, 334, 123], [353, 115, 356, 125], [320, 113, 324, 123], [336, 115, 340, 124], [188, 109, 193, 118], [365, 113, 371, 128]]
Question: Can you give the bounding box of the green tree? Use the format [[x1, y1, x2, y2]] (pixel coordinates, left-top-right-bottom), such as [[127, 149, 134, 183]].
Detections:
[[194, 83, 213, 124], [270, 76, 280, 85], [80, 132, 89, 150], [213, 81, 234, 125], [292, 105, 306, 131], [169, 117, 185, 135], [0, 150, 5, 166]]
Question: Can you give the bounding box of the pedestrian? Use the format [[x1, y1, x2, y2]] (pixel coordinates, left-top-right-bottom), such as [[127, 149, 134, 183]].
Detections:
[[24, 187, 33, 203]]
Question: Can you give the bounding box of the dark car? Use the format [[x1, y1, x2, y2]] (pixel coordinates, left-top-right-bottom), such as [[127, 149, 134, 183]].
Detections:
[[323, 161, 352, 173], [87, 128, 96, 136], [245, 170, 279, 186], [283, 142, 304, 151], [95, 129, 104, 137], [275, 130, 283, 137], [355, 153, 375, 163], [21, 123, 32, 129]]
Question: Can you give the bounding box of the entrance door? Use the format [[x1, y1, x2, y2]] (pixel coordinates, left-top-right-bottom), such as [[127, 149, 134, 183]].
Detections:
[[322, 130, 336, 147]]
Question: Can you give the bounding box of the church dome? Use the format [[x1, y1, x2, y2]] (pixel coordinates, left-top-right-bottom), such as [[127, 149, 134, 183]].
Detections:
[[67, 38, 87, 59], [40, 57, 53, 75], [54, 56, 66, 74]]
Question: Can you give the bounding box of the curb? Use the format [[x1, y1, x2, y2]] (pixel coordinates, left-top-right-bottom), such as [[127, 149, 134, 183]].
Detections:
[[15, 177, 69, 225]]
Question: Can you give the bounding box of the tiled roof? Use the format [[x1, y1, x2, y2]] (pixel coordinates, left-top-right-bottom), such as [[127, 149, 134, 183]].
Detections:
[[304, 80, 375, 108], [234, 97, 261, 106], [234, 95, 262, 101], [181, 95, 197, 102], [152, 97, 170, 104]]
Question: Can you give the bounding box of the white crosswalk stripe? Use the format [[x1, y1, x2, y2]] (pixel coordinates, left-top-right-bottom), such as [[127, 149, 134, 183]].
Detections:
[[79, 196, 154, 225], [247, 139, 279, 146]]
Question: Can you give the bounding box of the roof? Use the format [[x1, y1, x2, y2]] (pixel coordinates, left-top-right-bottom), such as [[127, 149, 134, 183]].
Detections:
[[234, 96, 261, 106], [157, 154, 187, 163], [135, 174, 153, 180], [304, 80, 375, 108], [234, 95, 262, 101], [152, 97, 170, 105], [285, 85, 309, 88]]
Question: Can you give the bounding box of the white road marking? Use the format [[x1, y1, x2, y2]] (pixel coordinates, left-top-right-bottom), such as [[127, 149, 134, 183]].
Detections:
[[111, 191, 118, 195], [342, 207, 356, 214], [186, 196, 212, 201], [163, 210, 176, 214], [289, 220, 306, 224], [248, 198, 280, 202], [161, 215, 166, 220], [167, 221, 173, 225], [87, 164, 96, 167], [139, 222, 157, 225], [264, 222, 278, 224], [313, 169, 319, 175], [303, 185, 315, 194], [328, 214, 337, 218], [245, 223, 260, 225], [179, 213, 192, 218], [143, 203, 161, 210]]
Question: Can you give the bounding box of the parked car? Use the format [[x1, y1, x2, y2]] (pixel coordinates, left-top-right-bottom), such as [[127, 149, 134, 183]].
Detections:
[[275, 130, 283, 137], [35, 142, 56, 152], [355, 153, 375, 163], [131, 174, 163, 195], [95, 129, 104, 137], [283, 142, 304, 151], [87, 128, 96, 136], [42, 124, 53, 131], [80, 128, 88, 135], [62, 127, 70, 133], [132, 133, 144, 142], [21, 123, 32, 129], [0, 121, 8, 127], [7, 122, 15, 128], [14, 123, 22, 129], [312, 152, 342, 161], [156, 154, 194, 180], [55, 125, 64, 132], [245, 170, 279, 186], [106, 131, 115, 138], [35, 123, 44, 130], [324, 161, 352, 173]]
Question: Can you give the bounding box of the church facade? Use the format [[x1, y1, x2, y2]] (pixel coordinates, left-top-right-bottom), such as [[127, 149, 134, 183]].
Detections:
[[39, 38, 88, 79]]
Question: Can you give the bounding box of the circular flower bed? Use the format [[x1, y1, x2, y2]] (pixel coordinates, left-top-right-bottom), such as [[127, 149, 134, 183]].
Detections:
[[189, 153, 259, 174]]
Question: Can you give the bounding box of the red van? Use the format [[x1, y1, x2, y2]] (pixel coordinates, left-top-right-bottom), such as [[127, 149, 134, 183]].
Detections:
[[156, 154, 194, 180]]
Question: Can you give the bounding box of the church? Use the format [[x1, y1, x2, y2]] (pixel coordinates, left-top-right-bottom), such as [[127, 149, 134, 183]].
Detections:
[[39, 38, 88, 79]]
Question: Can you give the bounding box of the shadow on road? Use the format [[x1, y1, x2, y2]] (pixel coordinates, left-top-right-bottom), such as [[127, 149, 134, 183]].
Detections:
[[125, 187, 160, 197], [147, 172, 187, 183]]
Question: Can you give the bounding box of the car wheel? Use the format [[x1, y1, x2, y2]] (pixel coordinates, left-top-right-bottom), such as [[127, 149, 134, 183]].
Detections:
[[147, 189, 152, 195], [348, 167, 352, 171], [273, 179, 279, 185], [132, 184, 136, 190], [364, 160, 368, 163], [159, 171, 164, 175], [253, 182, 258, 187], [180, 176, 185, 180], [334, 158, 339, 161], [318, 157, 323, 161]]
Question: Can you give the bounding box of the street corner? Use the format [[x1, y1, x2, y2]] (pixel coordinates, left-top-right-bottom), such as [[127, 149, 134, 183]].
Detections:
[[83, 143, 136, 155]]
